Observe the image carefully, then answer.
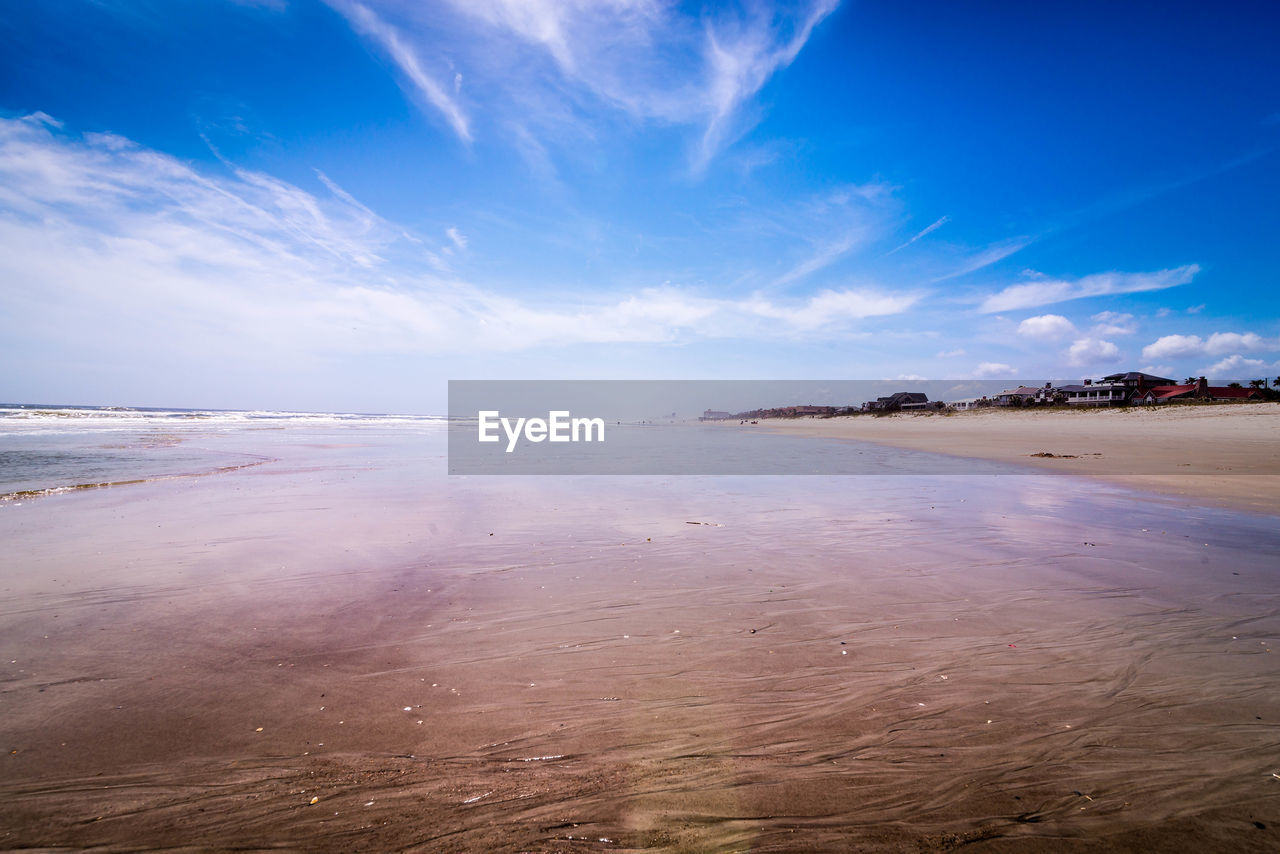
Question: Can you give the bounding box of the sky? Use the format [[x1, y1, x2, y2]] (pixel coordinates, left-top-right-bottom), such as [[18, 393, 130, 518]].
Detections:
[[0, 0, 1277, 413]]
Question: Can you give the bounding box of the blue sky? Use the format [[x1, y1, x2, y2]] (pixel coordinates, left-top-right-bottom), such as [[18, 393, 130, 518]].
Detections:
[[1, 0, 1277, 413]]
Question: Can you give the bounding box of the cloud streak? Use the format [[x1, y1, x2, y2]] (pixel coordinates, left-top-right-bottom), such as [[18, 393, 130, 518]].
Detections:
[[695, 0, 840, 170], [978, 265, 1200, 313], [886, 215, 949, 255], [327, 1, 472, 142], [0, 115, 917, 368], [933, 237, 1031, 282], [333, 0, 838, 168]]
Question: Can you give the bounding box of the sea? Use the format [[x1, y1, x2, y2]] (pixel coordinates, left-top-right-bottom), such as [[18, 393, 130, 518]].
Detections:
[[0, 403, 447, 500], [1, 402, 1037, 502]]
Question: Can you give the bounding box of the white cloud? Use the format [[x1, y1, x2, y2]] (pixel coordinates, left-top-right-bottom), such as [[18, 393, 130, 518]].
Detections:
[[886, 215, 949, 255], [327, 1, 472, 143], [1141, 331, 1277, 361], [1066, 337, 1121, 367], [761, 182, 899, 287], [1090, 310, 1136, 336], [696, 1, 839, 170], [743, 288, 921, 331], [978, 265, 1200, 313], [443, 0, 652, 75], [1204, 332, 1270, 354], [0, 115, 917, 368], [1016, 314, 1076, 340], [890, 215, 952, 256], [933, 237, 1031, 281], [1202, 355, 1280, 377], [1141, 334, 1205, 361], [936, 348, 966, 358], [446, 226, 467, 249], [973, 362, 1015, 378], [771, 230, 867, 288], [331, 0, 837, 169]]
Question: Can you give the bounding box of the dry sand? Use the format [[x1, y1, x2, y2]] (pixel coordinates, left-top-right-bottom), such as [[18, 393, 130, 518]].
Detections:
[[760, 403, 1280, 515], [2, 429, 1280, 851]]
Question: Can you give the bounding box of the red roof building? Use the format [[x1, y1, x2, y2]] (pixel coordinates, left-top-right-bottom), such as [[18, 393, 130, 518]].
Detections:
[[1146, 377, 1263, 402]]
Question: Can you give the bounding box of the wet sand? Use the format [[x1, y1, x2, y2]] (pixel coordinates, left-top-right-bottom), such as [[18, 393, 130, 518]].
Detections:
[[2, 428, 1280, 851], [759, 403, 1280, 514]]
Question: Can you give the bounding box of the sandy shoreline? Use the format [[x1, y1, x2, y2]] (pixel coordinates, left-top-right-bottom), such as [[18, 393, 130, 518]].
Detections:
[[756, 403, 1280, 514], [3, 426, 1280, 850]]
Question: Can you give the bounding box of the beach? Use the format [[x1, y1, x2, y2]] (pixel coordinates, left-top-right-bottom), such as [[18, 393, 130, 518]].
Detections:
[[760, 403, 1280, 514], [2, 414, 1280, 850], [8, 0, 1280, 849]]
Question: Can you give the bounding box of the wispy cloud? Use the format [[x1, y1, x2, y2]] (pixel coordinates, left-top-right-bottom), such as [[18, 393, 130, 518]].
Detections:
[[722, 181, 900, 292], [978, 264, 1200, 313], [771, 230, 865, 288], [695, 0, 840, 170], [886, 215, 949, 255], [743, 288, 920, 330], [933, 237, 1031, 282], [334, 0, 838, 170], [327, 1, 472, 143], [0, 115, 918, 368]]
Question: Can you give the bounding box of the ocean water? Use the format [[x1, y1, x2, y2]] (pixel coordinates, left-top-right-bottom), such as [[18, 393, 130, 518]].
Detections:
[[0, 403, 446, 499], [1, 403, 1034, 500]]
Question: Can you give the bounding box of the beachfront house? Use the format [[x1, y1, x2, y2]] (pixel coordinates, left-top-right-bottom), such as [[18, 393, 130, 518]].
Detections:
[[1055, 373, 1171, 407], [993, 384, 1056, 406], [1100, 371, 1175, 393], [1056, 372, 1265, 406], [1057, 379, 1130, 406], [1143, 377, 1265, 403], [862, 391, 929, 412], [1053, 374, 1177, 406]]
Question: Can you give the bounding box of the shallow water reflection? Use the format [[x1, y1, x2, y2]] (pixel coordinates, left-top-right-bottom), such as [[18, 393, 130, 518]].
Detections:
[[1, 423, 1278, 850]]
